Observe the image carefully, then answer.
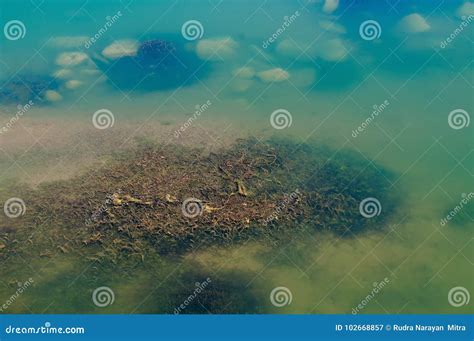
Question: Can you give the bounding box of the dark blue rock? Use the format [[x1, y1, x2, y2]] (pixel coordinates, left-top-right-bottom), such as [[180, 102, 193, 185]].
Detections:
[[93, 36, 210, 92], [0, 75, 59, 105]]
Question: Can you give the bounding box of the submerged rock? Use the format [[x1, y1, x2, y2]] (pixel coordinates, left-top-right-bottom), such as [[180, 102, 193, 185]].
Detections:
[[136, 39, 177, 69], [0, 75, 59, 105], [102, 40, 139, 59], [257, 68, 290, 83], [56, 52, 89, 67], [44, 90, 62, 102], [93, 36, 210, 91], [195, 37, 238, 61]]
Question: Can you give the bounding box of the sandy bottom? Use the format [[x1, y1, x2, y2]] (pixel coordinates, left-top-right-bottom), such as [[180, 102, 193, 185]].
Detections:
[[0, 115, 267, 186]]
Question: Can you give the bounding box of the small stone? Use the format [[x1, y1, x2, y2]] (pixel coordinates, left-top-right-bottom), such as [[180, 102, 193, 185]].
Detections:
[[45, 90, 62, 102]]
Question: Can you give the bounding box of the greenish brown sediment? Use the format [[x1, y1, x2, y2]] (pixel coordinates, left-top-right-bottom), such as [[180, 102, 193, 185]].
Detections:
[[0, 138, 395, 264]]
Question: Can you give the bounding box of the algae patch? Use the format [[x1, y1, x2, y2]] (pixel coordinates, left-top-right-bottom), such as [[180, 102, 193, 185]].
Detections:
[[0, 138, 396, 263]]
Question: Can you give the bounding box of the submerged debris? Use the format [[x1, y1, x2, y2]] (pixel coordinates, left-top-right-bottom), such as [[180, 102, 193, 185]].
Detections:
[[110, 193, 153, 206], [0, 138, 395, 262]]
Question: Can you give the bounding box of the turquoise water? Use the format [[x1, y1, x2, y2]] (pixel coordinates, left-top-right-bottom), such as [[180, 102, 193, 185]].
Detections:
[[0, 0, 473, 314]]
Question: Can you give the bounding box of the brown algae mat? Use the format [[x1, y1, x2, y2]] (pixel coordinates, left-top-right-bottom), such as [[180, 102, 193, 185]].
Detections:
[[0, 138, 396, 263]]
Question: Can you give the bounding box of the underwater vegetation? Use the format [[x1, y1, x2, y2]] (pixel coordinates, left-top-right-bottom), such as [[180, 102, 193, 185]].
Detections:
[[0, 138, 396, 265]]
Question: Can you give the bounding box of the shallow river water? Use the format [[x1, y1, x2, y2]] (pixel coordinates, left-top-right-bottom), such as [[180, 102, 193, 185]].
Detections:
[[0, 0, 472, 314]]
